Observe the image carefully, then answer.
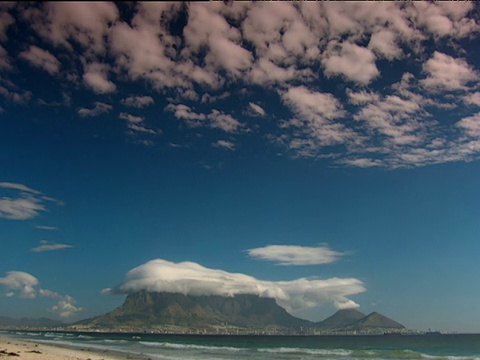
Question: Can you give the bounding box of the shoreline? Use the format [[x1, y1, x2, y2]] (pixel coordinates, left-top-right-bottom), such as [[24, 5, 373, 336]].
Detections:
[[0, 337, 147, 360]]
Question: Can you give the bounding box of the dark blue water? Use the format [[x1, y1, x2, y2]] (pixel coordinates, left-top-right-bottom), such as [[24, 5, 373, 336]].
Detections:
[[3, 330, 480, 359]]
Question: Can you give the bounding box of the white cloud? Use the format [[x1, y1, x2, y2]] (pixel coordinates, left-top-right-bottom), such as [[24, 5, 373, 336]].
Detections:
[[77, 102, 112, 117], [323, 41, 379, 85], [39, 289, 83, 318], [248, 244, 346, 266], [0, 86, 32, 104], [334, 299, 360, 310], [457, 113, 480, 138], [248, 102, 266, 116], [421, 52, 477, 91], [184, 3, 253, 78], [121, 95, 154, 108], [1, 271, 83, 318], [106, 259, 365, 313], [30, 240, 73, 253], [119, 112, 144, 124], [214, 140, 235, 150], [368, 30, 403, 60], [49, 295, 83, 318], [280, 86, 356, 152], [19, 45, 61, 74], [0, 182, 58, 220], [0, 271, 39, 299], [207, 110, 242, 133], [282, 86, 345, 122], [108, 4, 186, 91], [0, 10, 14, 42], [166, 104, 242, 133], [119, 112, 157, 136], [83, 62, 116, 94], [0, 45, 11, 70], [35, 225, 58, 231], [412, 1, 478, 38], [29, 2, 119, 54], [463, 92, 480, 107], [0, 182, 41, 194], [166, 104, 206, 121]]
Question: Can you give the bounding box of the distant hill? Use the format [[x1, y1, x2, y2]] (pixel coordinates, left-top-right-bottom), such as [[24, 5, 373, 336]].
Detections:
[[0, 316, 64, 327], [77, 290, 312, 329], [316, 309, 366, 329], [345, 312, 405, 331]]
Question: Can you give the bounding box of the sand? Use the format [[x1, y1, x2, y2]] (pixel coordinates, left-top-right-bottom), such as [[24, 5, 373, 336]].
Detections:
[[0, 337, 142, 360]]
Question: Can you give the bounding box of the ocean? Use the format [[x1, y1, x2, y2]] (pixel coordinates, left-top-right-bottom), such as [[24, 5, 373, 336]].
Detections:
[[3, 330, 480, 360]]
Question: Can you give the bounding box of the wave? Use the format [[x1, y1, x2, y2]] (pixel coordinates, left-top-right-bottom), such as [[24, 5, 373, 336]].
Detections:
[[422, 355, 480, 360], [258, 347, 352, 356], [139, 341, 246, 352]]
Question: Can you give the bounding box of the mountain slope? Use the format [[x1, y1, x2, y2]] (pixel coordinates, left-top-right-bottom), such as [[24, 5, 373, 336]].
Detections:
[[79, 290, 312, 328], [316, 309, 366, 329], [345, 312, 405, 330]]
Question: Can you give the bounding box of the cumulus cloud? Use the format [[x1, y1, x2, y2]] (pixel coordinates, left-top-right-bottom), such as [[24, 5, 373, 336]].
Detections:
[[77, 102, 112, 117], [121, 95, 154, 108], [247, 244, 346, 266], [0, 271, 83, 318], [207, 110, 243, 133], [323, 41, 379, 85], [0, 271, 39, 299], [421, 52, 477, 91], [0, 182, 58, 220], [464, 92, 480, 107], [83, 62, 116, 94], [39, 289, 83, 318], [30, 240, 73, 252], [279, 86, 357, 155], [28, 2, 119, 54], [19, 45, 61, 75], [105, 259, 365, 313]]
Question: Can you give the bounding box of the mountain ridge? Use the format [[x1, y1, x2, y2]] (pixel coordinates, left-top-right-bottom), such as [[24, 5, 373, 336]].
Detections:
[[74, 290, 406, 334]]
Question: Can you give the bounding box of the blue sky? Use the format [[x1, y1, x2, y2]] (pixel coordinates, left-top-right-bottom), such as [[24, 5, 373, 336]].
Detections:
[[0, 2, 480, 332]]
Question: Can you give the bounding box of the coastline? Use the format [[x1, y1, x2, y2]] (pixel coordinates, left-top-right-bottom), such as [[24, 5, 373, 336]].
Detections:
[[0, 337, 144, 360]]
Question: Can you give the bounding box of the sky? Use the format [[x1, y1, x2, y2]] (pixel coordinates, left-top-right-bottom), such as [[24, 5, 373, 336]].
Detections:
[[0, 2, 480, 333]]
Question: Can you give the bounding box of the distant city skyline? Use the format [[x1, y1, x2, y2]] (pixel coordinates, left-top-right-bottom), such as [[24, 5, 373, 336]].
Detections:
[[1, 2, 480, 333]]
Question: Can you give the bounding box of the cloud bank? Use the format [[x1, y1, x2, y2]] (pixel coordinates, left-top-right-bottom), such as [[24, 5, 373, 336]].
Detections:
[[104, 259, 365, 312]]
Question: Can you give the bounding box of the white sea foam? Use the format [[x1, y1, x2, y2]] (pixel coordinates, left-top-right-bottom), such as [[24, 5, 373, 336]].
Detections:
[[139, 341, 245, 352], [258, 347, 352, 356]]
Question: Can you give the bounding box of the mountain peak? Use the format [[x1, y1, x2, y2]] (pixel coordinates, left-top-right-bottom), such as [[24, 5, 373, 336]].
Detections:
[[346, 311, 405, 330], [316, 308, 366, 329]]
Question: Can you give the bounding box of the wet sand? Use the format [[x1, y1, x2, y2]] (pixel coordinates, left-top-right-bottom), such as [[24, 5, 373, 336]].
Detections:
[[0, 337, 142, 360]]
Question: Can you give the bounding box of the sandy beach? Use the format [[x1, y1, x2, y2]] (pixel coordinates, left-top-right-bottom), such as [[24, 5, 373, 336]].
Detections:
[[0, 337, 141, 360]]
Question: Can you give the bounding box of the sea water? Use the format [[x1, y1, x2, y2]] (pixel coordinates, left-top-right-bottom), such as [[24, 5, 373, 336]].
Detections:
[[3, 330, 480, 360]]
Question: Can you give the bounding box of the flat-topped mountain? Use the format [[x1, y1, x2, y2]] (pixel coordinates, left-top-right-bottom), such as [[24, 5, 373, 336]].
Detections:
[[78, 290, 311, 329], [75, 291, 405, 333]]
